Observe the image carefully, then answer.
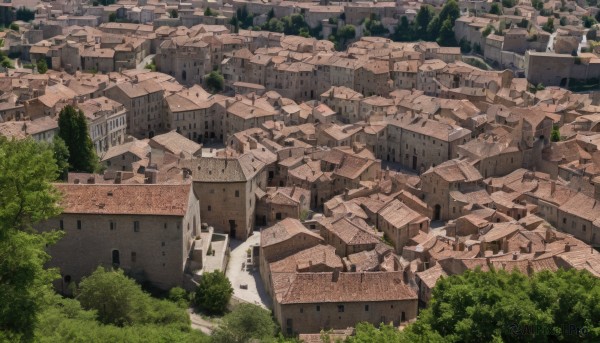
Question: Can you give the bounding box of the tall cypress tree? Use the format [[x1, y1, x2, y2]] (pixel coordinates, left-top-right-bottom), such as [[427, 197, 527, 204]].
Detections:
[[57, 105, 98, 173]]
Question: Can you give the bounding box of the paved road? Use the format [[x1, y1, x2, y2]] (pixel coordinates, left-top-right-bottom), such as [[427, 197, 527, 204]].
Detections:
[[136, 54, 155, 70], [225, 231, 272, 309]]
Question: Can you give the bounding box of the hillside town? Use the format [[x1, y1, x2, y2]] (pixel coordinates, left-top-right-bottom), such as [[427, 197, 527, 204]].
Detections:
[[2, 0, 600, 340]]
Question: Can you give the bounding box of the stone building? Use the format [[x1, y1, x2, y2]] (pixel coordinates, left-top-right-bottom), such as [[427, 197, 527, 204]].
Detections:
[[104, 78, 165, 139], [421, 159, 483, 221], [183, 153, 267, 240], [39, 183, 200, 292], [164, 85, 227, 143], [76, 96, 128, 155], [273, 271, 418, 335], [376, 199, 430, 254]]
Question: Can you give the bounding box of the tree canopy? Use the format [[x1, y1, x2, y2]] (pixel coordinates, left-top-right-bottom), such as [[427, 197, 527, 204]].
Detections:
[[57, 105, 99, 173], [212, 303, 276, 343], [36, 58, 48, 74], [77, 267, 190, 328], [0, 138, 63, 342], [194, 270, 233, 314], [206, 70, 224, 94]]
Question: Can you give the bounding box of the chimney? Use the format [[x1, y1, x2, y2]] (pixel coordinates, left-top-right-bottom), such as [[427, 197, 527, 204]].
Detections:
[[114, 171, 122, 184], [332, 269, 340, 282], [564, 243, 571, 252], [512, 252, 518, 260], [550, 181, 556, 195], [87, 176, 95, 184]]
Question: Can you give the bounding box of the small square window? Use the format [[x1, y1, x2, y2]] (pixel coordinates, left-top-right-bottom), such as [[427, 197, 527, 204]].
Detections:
[[337, 305, 344, 313], [235, 190, 240, 197]]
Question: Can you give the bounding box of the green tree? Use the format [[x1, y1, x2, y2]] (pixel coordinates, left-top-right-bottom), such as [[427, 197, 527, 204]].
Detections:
[[0, 137, 63, 342], [168, 287, 190, 309], [204, 7, 215, 17], [16, 7, 35, 22], [402, 268, 600, 342], [532, 0, 544, 10], [57, 105, 99, 173], [489, 3, 503, 15], [170, 9, 178, 18], [415, 5, 434, 39], [392, 16, 415, 41], [542, 17, 555, 33], [9, 23, 19, 31], [501, 0, 517, 7], [582, 15, 596, 28], [51, 136, 70, 180], [551, 125, 561, 142], [36, 58, 48, 74], [205, 70, 224, 93], [194, 270, 233, 314], [437, 18, 456, 46], [212, 303, 276, 343], [77, 267, 190, 327], [109, 12, 116, 22]]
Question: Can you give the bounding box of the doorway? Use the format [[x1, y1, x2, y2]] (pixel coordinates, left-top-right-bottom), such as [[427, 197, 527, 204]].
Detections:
[[112, 249, 120, 267], [229, 220, 236, 238], [434, 205, 441, 221]]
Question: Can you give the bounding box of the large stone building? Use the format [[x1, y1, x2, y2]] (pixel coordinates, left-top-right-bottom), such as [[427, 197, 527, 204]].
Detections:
[[104, 79, 165, 139], [39, 183, 200, 292], [273, 271, 418, 335], [183, 153, 267, 240]]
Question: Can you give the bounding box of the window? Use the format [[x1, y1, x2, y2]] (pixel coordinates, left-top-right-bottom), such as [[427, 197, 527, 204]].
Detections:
[[63, 275, 71, 283], [110, 221, 116, 231], [276, 213, 282, 220], [316, 305, 320, 312], [562, 218, 566, 224], [235, 190, 240, 197], [161, 241, 165, 247], [131, 252, 137, 262], [59, 220, 64, 230], [365, 305, 369, 311], [337, 305, 344, 313], [583, 225, 587, 232], [77, 220, 81, 230], [134, 221, 140, 232], [208, 205, 212, 211], [300, 308, 303, 313]]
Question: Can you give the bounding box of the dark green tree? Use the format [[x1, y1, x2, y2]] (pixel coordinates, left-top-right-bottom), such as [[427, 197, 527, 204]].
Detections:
[[415, 5, 434, 39], [170, 9, 178, 18], [542, 18, 555, 33], [194, 270, 233, 314], [108, 12, 116, 22], [16, 7, 35, 22], [437, 18, 456, 46], [551, 125, 561, 142], [51, 136, 70, 180], [402, 268, 600, 342], [392, 16, 415, 41], [77, 267, 190, 327], [36, 58, 48, 74], [205, 70, 224, 93], [489, 3, 503, 15], [57, 105, 99, 173], [212, 303, 276, 343], [0, 137, 63, 342]]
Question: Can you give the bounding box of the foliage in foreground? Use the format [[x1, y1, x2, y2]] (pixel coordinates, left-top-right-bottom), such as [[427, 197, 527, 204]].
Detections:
[[212, 303, 277, 343], [194, 270, 233, 314], [347, 268, 600, 343], [0, 137, 63, 342]]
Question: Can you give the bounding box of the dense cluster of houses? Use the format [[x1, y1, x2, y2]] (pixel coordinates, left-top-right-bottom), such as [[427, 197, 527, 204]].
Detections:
[[2, 0, 600, 337]]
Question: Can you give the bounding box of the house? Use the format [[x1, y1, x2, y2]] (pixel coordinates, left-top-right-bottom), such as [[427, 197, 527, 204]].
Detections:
[[273, 271, 418, 334], [39, 183, 200, 292]]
